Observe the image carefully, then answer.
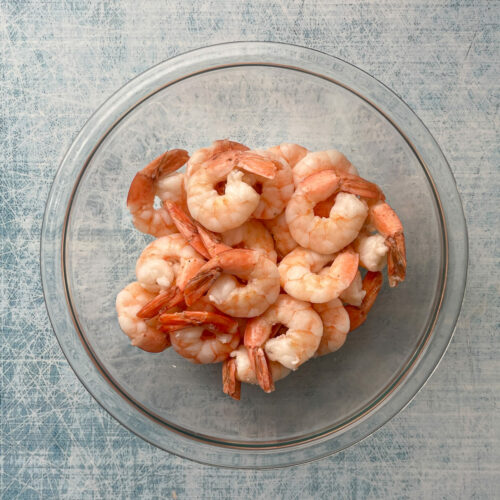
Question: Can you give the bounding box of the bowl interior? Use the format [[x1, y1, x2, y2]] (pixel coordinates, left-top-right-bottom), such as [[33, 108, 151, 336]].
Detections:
[[65, 65, 444, 445]]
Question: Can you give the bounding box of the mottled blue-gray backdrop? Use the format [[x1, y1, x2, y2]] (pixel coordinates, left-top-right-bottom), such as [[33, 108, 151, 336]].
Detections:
[[1, 1, 499, 498]]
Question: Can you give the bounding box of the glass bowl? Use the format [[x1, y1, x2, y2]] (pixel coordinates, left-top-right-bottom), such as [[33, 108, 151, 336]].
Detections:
[[41, 42, 467, 468]]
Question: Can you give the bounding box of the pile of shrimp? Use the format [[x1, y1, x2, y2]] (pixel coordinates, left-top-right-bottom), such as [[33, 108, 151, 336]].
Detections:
[[116, 140, 406, 400]]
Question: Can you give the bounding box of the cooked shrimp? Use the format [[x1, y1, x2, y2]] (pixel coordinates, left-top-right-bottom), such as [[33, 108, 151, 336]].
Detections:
[[352, 231, 388, 271], [292, 149, 358, 187], [135, 233, 204, 293], [222, 345, 291, 399], [245, 150, 294, 220], [263, 212, 298, 259], [368, 201, 406, 287], [169, 326, 240, 364], [184, 249, 281, 318], [116, 282, 170, 352], [313, 299, 350, 356], [267, 143, 308, 168], [245, 295, 323, 390], [278, 246, 359, 303], [286, 170, 384, 254], [338, 270, 366, 306], [127, 149, 189, 237], [222, 220, 277, 262], [186, 139, 249, 177], [186, 150, 276, 232], [345, 271, 383, 330]]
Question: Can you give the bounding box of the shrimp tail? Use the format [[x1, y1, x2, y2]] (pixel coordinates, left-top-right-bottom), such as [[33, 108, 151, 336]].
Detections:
[[183, 268, 222, 306], [127, 149, 189, 208], [387, 233, 406, 287], [248, 347, 275, 393], [369, 202, 406, 286], [237, 151, 277, 179], [222, 358, 241, 400], [165, 201, 211, 259], [196, 224, 232, 257], [340, 174, 385, 200], [158, 311, 239, 334], [136, 286, 184, 319], [345, 271, 383, 331]]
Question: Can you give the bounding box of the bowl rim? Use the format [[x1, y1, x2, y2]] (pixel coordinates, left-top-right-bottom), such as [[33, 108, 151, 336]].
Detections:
[[41, 41, 468, 468]]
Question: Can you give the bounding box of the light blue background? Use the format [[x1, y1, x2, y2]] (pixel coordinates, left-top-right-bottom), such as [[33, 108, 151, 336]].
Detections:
[[1, 1, 498, 498]]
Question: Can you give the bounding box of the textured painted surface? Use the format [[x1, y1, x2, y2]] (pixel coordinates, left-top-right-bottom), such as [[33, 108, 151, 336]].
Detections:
[[1, 0, 499, 498]]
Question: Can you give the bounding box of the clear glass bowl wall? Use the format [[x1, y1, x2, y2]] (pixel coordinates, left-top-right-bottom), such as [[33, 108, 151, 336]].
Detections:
[[41, 42, 467, 468]]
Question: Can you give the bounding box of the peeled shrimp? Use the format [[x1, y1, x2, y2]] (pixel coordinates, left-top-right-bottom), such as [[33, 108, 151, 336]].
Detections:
[[345, 271, 383, 330], [292, 149, 358, 187], [135, 233, 204, 293], [263, 212, 298, 259], [116, 282, 170, 352], [338, 270, 366, 306], [278, 246, 359, 303], [245, 294, 323, 390], [286, 170, 384, 254], [127, 149, 189, 237], [267, 143, 308, 169], [368, 201, 406, 287], [245, 150, 294, 220], [222, 220, 277, 262], [184, 249, 281, 318], [353, 231, 388, 271], [186, 139, 249, 177], [222, 346, 291, 399], [186, 150, 276, 232], [313, 299, 350, 356], [169, 326, 240, 364]]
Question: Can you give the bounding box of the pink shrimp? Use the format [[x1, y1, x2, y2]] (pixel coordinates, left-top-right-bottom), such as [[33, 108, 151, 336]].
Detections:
[[127, 149, 189, 236], [286, 169, 384, 254], [116, 282, 171, 352], [244, 294, 323, 391], [184, 248, 281, 318]]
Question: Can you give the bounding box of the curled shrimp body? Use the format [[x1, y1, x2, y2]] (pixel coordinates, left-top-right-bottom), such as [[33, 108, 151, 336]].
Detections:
[[116, 282, 170, 352], [353, 231, 388, 271], [127, 149, 189, 237], [286, 170, 383, 254], [246, 150, 294, 220], [186, 139, 249, 177], [184, 249, 281, 318], [135, 233, 205, 293], [267, 143, 308, 168], [263, 212, 298, 259], [278, 246, 359, 303], [293, 150, 358, 187], [313, 299, 350, 356], [170, 326, 240, 364], [222, 220, 277, 262], [368, 201, 406, 287], [222, 346, 291, 399], [186, 150, 276, 232], [338, 270, 366, 306], [245, 294, 323, 380]]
